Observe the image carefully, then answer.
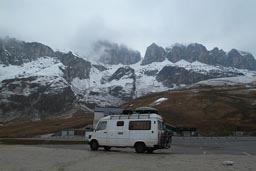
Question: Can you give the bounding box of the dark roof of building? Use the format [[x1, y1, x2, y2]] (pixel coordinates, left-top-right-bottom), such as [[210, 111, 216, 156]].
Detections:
[[94, 107, 123, 115]]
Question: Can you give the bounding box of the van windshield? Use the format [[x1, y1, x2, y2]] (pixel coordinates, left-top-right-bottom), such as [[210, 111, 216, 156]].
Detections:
[[96, 121, 107, 130], [158, 121, 163, 130]]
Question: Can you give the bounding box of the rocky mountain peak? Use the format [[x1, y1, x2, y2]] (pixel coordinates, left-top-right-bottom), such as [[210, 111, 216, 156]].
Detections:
[[165, 44, 186, 63], [141, 43, 166, 65], [0, 37, 55, 65], [165, 43, 256, 70], [166, 43, 208, 63], [227, 49, 256, 70], [94, 41, 141, 65]]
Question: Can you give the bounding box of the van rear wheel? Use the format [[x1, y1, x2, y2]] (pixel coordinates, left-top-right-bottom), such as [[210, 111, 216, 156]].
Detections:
[[135, 142, 146, 153], [90, 140, 99, 151]]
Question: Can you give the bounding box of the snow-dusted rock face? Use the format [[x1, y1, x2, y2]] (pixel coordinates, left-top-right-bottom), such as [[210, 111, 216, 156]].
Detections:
[[55, 51, 91, 82], [0, 76, 75, 122], [105, 66, 136, 101], [156, 65, 243, 87]]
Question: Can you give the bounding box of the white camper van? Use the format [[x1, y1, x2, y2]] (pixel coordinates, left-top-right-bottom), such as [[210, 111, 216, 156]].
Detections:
[[89, 108, 172, 153]]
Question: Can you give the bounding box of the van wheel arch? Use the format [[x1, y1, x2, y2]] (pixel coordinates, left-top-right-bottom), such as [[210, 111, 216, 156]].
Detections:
[[134, 142, 146, 153]]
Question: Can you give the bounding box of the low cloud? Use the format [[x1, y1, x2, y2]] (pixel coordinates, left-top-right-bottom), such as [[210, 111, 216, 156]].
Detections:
[[1, 0, 256, 58]]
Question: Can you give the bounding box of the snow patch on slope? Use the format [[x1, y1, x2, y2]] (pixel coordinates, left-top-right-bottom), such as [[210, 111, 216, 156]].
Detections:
[[152, 97, 168, 105], [0, 57, 64, 82]]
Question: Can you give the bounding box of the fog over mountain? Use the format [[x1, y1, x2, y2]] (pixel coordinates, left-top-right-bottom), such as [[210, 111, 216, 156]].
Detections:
[[1, 0, 256, 58]]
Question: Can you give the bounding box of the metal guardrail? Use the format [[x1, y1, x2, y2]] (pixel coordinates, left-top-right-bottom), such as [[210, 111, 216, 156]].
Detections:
[[0, 136, 88, 142], [171, 136, 256, 144]]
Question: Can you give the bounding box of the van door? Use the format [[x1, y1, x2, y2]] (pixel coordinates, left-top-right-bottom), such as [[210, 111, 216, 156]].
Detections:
[[107, 120, 126, 146], [116, 120, 126, 146], [94, 121, 107, 146]]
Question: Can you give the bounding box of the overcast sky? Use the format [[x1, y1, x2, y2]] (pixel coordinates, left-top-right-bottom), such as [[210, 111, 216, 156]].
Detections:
[[1, 0, 256, 57]]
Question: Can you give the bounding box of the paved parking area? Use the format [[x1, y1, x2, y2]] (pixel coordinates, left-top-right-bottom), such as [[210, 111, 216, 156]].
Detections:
[[1, 144, 255, 171], [171, 136, 256, 155], [0, 137, 255, 171], [38, 136, 256, 155]]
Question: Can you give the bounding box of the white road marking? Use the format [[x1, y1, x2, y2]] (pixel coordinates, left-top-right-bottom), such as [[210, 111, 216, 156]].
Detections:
[[242, 152, 251, 156]]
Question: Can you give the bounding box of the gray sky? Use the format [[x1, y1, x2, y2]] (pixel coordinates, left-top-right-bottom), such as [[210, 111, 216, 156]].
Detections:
[[1, 0, 256, 58]]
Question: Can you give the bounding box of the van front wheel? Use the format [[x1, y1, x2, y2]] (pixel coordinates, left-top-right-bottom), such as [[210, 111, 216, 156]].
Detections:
[[135, 142, 146, 153], [90, 140, 99, 151]]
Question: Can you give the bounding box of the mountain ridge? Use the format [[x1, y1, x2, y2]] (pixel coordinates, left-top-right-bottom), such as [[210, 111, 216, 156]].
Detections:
[[142, 43, 256, 71], [1, 37, 256, 123]]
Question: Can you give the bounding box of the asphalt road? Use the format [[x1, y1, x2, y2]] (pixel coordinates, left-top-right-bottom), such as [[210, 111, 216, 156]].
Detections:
[[1, 137, 256, 171], [172, 136, 256, 155]]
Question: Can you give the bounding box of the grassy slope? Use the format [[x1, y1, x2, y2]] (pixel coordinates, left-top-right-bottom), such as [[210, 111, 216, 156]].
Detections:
[[0, 111, 93, 138], [122, 85, 256, 136]]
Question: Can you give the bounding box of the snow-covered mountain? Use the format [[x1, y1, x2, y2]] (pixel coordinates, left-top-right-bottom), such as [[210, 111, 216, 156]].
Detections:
[[1, 37, 256, 122]]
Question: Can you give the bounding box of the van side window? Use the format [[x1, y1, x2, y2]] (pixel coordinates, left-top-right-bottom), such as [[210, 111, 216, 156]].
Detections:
[[129, 121, 151, 130], [96, 121, 107, 130], [117, 121, 124, 126]]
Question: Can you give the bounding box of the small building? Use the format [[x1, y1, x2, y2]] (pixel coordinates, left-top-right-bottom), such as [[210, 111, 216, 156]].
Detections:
[[56, 125, 94, 137], [93, 107, 123, 128], [74, 129, 85, 136], [233, 131, 244, 136], [165, 123, 176, 132], [61, 128, 75, 136], [175, 127, 198, 137]]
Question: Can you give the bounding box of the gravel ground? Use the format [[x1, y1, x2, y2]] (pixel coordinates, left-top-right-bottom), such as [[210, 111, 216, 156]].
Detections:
[[0, 144, 255, 171]]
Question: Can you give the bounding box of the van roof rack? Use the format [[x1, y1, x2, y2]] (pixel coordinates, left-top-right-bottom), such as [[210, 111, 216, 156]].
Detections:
[[135, 107, 158, 114], [110, 113, 158, 120]]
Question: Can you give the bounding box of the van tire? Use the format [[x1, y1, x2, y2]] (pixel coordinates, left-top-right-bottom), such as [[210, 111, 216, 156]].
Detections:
[[135, 142, 146, 153], [90, 140, 99, 151], [104, 146, 111, 151]]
